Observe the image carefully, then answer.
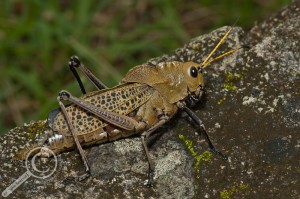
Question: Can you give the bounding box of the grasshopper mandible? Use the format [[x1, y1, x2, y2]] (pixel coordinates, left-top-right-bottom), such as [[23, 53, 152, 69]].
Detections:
[[16, 27, 237, 186]]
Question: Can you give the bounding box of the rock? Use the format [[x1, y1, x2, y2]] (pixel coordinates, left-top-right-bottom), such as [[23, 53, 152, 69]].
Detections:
[[1, 1, 299, 198]]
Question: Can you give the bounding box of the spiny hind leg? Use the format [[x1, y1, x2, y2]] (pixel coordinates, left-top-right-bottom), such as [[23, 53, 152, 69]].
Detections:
[[68, 55, 108, 94]]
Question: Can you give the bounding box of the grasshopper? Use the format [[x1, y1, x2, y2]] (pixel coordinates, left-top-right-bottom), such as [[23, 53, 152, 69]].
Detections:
[[16, 27, 237, 186]]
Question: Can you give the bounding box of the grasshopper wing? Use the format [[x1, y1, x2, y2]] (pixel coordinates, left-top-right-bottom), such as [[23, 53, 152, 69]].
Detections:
[[122, 63, 189, 103], [50, 83, 154, 136]]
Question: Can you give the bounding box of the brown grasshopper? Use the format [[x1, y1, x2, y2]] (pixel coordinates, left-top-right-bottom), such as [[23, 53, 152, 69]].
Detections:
[[16, 27, 237, 186]]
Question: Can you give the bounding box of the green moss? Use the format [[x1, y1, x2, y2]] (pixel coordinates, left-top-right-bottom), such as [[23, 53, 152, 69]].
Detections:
[[192, 44, 200, 51], [223, 82, 237, 91], [220, 182, 251, 199], [26, 121, 48, 139], [217, 96, 227, 105], [218, 72, 244, 105], [239, 183, 248, 190], [178, 134, 212, 178], [178, 134, 197, 157], [220, 189, 232, 199], [222, 73, 243, 91]]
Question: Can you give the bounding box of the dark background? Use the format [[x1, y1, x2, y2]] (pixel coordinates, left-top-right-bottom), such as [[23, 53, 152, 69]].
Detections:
[[0, 0, 291, 133]]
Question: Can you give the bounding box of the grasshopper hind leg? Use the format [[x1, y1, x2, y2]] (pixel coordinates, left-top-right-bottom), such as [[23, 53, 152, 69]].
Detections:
[[68, 55, 108, 94]]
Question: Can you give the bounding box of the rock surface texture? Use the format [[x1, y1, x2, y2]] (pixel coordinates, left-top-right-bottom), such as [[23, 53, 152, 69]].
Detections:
[[1, 1, 299, 198]]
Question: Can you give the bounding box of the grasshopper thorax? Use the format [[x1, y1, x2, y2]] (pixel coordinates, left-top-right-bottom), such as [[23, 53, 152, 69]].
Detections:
[[123, 61, 204, 104]]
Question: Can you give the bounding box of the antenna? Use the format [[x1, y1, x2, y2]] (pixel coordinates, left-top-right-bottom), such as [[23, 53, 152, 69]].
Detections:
[[200, 17, 240, 69]]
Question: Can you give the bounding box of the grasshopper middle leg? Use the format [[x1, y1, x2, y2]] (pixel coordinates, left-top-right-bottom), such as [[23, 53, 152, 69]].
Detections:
[[141, 116, 169, 187]]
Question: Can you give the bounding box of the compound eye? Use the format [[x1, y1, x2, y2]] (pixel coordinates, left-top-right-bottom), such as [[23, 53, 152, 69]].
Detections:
[[190, 66, 198, 78]]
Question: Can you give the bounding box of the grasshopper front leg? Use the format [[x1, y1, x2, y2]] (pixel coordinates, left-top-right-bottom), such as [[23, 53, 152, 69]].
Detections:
[[177, 101, 228, 160], [68, 56, 108, 94]]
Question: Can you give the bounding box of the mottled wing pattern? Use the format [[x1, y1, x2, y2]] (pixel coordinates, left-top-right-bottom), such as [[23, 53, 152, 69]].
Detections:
[[52, 83, 154, 135]]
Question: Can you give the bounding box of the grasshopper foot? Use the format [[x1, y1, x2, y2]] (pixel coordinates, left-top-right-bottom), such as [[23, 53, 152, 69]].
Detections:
[[77, 172, 90, 182], [69, 55, 81, 68], [210, 147, 228, 160], [146, 169, 154, 187], [62, 172, 90, 184], [58, 90, 71, 100]]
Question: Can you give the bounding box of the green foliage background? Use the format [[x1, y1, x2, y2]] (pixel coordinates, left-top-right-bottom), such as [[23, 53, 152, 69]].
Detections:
[[0, 0, 291, 133]]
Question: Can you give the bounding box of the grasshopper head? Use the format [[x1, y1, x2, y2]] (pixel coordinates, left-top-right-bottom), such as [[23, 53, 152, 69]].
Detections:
[[182, 62, 205, 105]]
